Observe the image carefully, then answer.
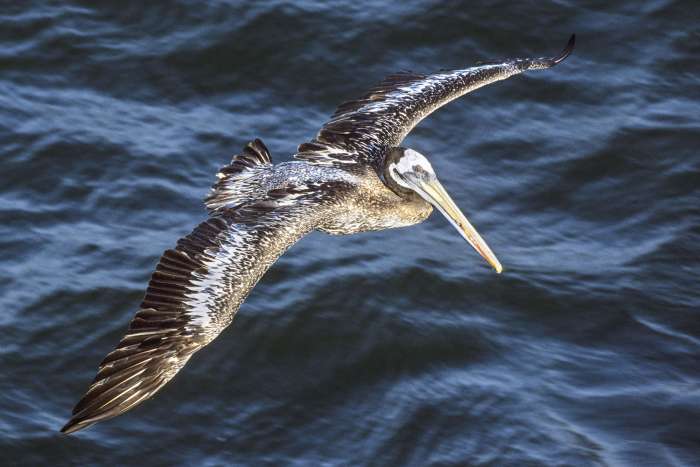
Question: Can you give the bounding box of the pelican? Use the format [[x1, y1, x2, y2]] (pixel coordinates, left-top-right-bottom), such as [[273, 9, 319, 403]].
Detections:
[[61, 35, 575, 434]]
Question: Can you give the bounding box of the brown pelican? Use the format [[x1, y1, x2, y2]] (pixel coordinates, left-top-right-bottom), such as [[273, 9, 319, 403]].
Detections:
[[61, 35, 574, 434]]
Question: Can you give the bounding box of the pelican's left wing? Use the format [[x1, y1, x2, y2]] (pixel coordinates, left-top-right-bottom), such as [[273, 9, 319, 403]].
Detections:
[[295, 35, 574, 168], [61, 181, 347, 434]]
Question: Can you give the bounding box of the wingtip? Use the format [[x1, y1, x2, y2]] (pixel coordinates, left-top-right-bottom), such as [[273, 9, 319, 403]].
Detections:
[[552, 34, 576, 65], [60, 414, 95, 435], [59, 419, 81, 435]]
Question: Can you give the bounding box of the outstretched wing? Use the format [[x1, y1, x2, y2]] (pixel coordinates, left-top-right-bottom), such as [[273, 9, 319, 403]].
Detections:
[[61, 184, 343, 434], [295, 35, 575, 168]]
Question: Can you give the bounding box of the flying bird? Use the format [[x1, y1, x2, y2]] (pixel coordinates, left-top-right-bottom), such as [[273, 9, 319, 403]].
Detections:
[[61, 35, 575, 434]]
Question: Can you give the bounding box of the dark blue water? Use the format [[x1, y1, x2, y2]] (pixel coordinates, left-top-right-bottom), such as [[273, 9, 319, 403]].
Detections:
[[1, 1, 698, 465]]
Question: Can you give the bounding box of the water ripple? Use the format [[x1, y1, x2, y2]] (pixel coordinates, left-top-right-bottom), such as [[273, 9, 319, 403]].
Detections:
[[1, 0, 699, 465]]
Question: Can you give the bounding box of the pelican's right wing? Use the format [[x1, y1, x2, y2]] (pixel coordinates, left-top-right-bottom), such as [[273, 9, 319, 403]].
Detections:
[[61, 179, 347, 434], [295, 35, 574, 168]]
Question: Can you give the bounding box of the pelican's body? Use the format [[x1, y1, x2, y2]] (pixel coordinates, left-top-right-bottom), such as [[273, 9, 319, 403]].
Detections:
[[209, 160, 433, 236], [61, 36, 574, 434]]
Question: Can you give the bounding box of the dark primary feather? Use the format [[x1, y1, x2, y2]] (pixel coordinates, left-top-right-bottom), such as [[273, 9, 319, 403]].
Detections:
[[295, 35, 575, 168]]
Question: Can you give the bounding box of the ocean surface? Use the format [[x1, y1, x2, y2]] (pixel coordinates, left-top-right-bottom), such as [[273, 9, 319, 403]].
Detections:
[[1, 1, 698, 465]]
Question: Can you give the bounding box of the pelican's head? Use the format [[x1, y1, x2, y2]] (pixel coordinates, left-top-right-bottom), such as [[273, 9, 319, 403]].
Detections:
[[383, 147, 502, 273]]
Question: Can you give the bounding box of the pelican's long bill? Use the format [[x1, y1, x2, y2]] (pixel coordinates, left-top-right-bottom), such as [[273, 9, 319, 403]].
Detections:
[[408, 176, 503, 274]]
